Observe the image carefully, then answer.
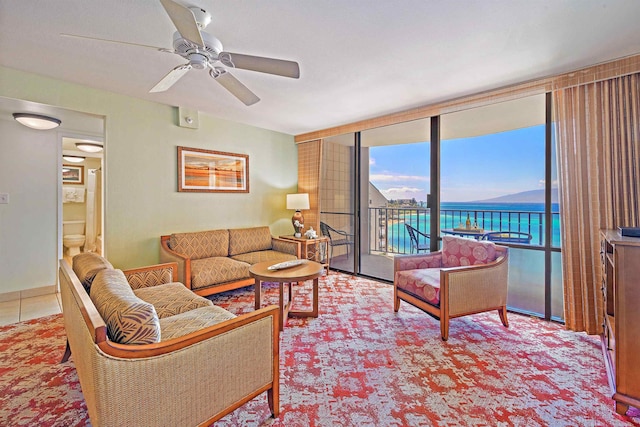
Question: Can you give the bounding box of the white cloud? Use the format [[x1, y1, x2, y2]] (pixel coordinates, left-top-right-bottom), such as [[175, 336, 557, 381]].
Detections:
[[370, 174, 428, 182], [369, 157, 376, 166], [538, 179, 559, 187]]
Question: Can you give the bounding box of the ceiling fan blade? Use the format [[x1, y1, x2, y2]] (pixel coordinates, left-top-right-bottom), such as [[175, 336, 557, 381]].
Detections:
[[219, 52, 300, 79], [210, 68, 260, 106], [149, 64, 192, 93], [60, 33, 173, 53], [159, 0, 205, 47]]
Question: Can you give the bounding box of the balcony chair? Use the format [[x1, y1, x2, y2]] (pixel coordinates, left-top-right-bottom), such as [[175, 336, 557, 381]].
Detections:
[[404, 223, 430, 253], [483, 231, 532, 244], [394, 235, 509, 341], [319, 221, 354, 264]]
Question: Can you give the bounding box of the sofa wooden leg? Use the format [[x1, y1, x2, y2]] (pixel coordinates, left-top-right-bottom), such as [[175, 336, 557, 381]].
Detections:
[[61, 338, 71, 363], [498, 306, 509, 327]]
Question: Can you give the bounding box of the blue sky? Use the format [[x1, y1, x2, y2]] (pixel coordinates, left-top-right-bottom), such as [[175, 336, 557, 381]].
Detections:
[[369, 125, 553, 202]]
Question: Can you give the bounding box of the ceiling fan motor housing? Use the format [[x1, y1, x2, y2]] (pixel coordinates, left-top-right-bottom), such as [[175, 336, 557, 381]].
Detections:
[[173, 30, 222, 61]]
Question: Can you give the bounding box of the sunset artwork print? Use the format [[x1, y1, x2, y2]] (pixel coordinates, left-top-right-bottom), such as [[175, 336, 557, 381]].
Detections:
[[178, 146, 249, 193], [62, 165, 84, 185]]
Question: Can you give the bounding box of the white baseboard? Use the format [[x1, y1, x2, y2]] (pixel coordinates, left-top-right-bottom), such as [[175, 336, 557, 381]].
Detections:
[[0, 285, 57, 302]]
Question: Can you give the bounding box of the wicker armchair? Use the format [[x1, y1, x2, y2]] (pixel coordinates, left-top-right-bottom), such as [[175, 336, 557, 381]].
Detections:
[[394, 235, 509, 340]]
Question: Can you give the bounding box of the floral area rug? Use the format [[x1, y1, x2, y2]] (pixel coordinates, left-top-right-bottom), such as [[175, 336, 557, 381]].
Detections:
[[1, 272, 639, 426]]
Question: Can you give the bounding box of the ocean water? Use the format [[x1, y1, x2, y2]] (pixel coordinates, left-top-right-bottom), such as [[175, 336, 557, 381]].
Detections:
[[384, 202, 561, 253]]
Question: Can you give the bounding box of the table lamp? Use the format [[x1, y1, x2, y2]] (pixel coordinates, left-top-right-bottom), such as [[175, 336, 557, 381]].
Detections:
[[286, 193, 310, 236]]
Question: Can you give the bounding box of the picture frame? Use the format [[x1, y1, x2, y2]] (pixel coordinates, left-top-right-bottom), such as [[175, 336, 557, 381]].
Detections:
[[62, 165, 84, 185], [177, 146, 249, 193]]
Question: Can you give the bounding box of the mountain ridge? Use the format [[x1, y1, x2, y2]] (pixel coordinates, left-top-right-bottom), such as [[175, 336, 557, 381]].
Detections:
[[472, 188, 559, 203]]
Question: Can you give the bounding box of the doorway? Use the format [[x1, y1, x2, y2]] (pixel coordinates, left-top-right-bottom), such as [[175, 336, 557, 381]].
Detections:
[[60, 135, 104, 266]]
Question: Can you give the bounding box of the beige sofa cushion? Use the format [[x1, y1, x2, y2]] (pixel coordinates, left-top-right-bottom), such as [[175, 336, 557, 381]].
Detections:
[[72, 252, 113, 292], [90, 269, 161, 344], [190, 257, 250, 289], [134, 283, 213, 318], [229, 226, 273, 256], [159, 306, 236, 340], [231, 250, 297, 265], [169, 229, 229, 259]]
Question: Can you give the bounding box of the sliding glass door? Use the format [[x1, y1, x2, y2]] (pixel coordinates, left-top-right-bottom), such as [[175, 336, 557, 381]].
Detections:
[[440, 94, 563, 320], [319, 119, 432, 281], [359, 119, 431, 281]]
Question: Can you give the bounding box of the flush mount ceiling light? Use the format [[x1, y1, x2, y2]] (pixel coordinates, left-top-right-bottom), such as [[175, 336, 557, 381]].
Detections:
[[75, 142, 103, 153], [12, 113, 62, 130], [62, 155, 85, 163]]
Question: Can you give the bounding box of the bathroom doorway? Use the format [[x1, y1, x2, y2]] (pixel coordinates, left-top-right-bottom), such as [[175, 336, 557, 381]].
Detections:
[[61, 135, 104, 266]]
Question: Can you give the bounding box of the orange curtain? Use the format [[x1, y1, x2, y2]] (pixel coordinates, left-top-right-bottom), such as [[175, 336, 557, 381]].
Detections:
[[554, 73, 640, 333]]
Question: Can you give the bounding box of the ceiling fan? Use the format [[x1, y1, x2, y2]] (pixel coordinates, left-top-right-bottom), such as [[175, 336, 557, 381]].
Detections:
[[61, 0, 300, 106]]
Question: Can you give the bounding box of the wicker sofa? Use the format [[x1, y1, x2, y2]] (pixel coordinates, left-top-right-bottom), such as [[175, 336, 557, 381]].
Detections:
[[160, 226, 300, 297], [59, 252, 280, 427]]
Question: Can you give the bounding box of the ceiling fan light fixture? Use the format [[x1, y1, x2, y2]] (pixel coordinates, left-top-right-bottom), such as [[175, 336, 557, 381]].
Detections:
[[13, 113, 61, 130], [75, 142, 103, 153], [62, 155, 85, 163]]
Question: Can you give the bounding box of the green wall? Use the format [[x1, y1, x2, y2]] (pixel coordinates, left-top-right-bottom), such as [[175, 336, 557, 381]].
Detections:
[[0, 66, 297, 279]]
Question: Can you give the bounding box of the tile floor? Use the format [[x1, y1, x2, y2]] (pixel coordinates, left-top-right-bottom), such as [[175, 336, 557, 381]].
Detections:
[[0, 293, 63, 327]]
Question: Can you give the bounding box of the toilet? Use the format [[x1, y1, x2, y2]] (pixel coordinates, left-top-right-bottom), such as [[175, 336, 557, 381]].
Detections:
[[63, 220, 86, 257]]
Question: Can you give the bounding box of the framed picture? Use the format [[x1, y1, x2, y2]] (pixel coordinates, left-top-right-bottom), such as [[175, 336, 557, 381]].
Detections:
[[178, 146, 249, 193], [62, 165, 84, 185]]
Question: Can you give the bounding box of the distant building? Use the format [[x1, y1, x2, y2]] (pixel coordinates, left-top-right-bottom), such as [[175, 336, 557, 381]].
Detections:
[[369, 183, 389, 252], [369, 183, 388, 207]]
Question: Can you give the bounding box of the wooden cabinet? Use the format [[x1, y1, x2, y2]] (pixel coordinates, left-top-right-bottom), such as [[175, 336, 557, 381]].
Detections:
[[600, 229, 640, 415]]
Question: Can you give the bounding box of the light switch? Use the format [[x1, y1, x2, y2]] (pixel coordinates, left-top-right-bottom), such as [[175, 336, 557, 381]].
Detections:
[[0, 193, 9, 204]]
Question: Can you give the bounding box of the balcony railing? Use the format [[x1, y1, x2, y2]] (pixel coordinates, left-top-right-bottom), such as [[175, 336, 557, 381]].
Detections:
[[368, 207, 561, 255]]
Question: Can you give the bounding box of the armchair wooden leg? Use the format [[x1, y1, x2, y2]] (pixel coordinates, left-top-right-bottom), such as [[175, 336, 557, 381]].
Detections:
[[498, 306, 509, 327], [267, 387, 279, 418], [440, 319, 449, 341], [393, 287, 400, 312], [61, 338, 71, 363]]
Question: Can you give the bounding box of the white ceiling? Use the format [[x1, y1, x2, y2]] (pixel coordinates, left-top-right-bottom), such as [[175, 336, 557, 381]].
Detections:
[[1, 0, 640, 136]]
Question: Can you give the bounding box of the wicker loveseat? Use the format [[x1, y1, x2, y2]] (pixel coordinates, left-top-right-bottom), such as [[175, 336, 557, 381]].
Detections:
[[160, 226, 300, 297], [59, 252, 280, 427]]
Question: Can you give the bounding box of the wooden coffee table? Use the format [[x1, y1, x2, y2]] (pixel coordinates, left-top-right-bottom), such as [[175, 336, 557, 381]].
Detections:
[[250, 260, 324, 331]]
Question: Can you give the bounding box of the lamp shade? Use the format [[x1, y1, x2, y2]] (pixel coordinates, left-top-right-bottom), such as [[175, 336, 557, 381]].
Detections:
[[13, 113, 61, 130], [286, 193, 310, 210]]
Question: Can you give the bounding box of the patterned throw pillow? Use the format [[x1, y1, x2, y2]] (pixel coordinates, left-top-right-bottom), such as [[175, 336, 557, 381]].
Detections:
[[442, 235, 497, 267], [90, 269, 161, 344], [72, 252, 113, 293]]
